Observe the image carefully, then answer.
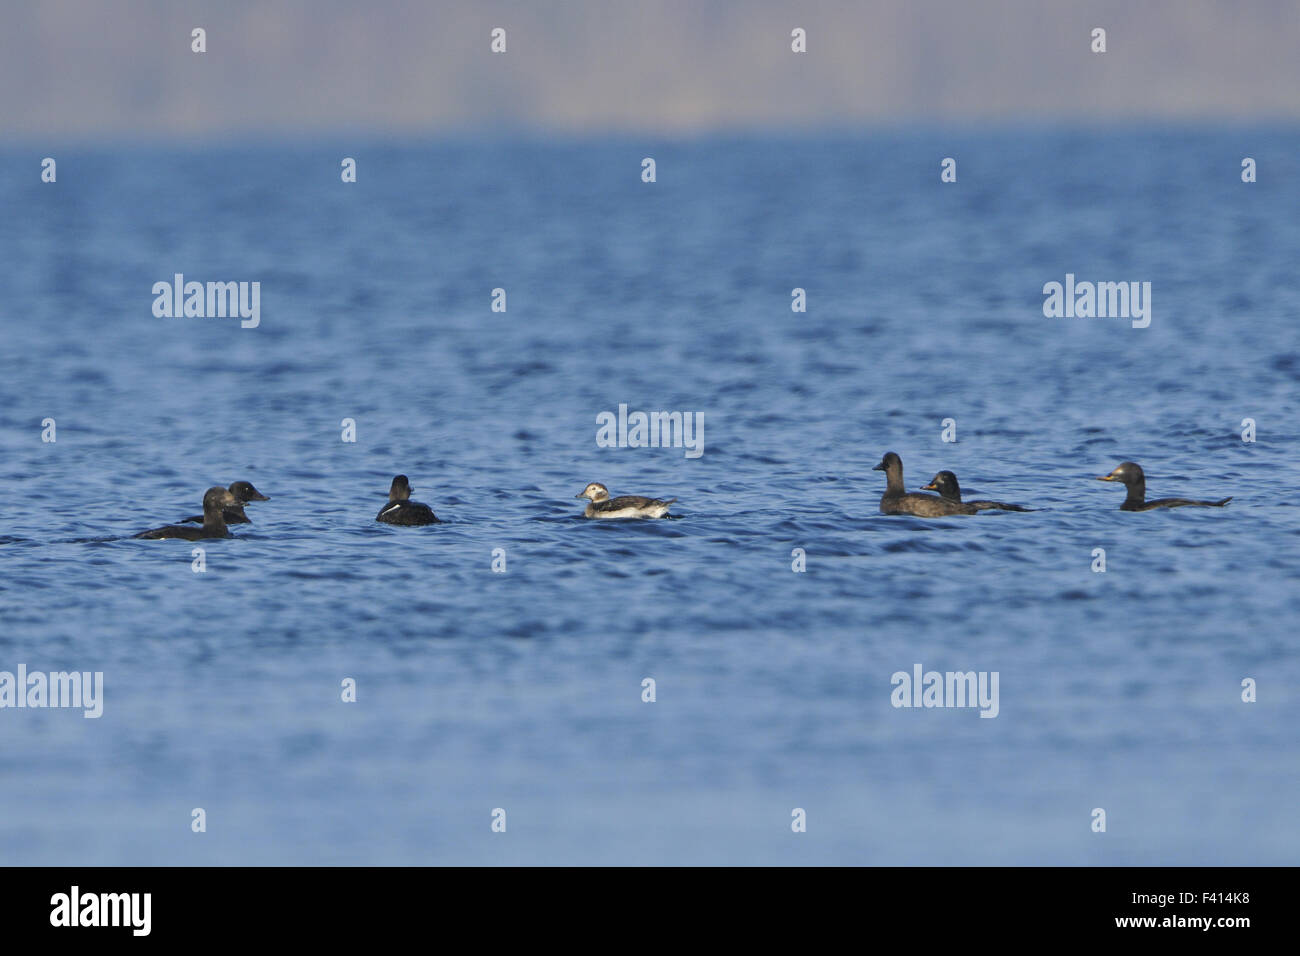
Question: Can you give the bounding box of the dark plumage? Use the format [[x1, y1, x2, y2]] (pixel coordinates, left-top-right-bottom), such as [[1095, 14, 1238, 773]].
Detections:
[[181, 480, 268, 524], [376, 474, 440, 525], [182, 503, 250, 524], [1096, 462, 1232, 511], [137, 486, 239, 540], [921, 470, 1033, 512], [873, 453, 976, 516]]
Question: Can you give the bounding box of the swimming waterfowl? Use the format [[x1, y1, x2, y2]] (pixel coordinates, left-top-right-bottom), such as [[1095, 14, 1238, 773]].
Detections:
[[181, 479, 268, 524], [137, 486, 240, 540], [873, 453, 976, 516], [921, 470, 1033, 512], [1096, 462, 1231, 511], [575, 482, 676, 519], [376, 475, 440, 525]]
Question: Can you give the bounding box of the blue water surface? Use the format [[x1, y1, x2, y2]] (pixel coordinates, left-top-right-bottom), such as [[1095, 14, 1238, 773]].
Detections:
[[0, 128, 1297, 864]]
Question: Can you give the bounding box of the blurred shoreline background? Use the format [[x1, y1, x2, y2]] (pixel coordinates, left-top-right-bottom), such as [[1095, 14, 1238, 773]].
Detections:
[[3, 0, 1299, 142]]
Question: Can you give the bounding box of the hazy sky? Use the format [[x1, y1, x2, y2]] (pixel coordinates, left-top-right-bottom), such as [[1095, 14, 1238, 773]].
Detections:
[[3, 0, 1298, 139]]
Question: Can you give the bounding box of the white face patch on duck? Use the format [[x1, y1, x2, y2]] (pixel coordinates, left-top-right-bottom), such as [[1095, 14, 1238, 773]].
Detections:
[[578, 483, 610, 501]]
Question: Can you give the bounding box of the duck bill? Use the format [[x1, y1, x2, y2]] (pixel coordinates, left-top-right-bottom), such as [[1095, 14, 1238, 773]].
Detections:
[[920, 482, 937, 490], [574, 492, 587, 499], [1095, 475, 1116, 481], [871, 463, 886, 471]]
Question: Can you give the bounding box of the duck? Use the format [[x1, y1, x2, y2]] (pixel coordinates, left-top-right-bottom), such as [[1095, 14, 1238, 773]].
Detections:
[[920, 470, 1033, 512], [137, 486, 240, 540], [575, 482, 676, 519], [181, 479, 268, 525], [872, 453, 976, 516], [1096, 462, 1232, 511], [376, 475, 440, 525]]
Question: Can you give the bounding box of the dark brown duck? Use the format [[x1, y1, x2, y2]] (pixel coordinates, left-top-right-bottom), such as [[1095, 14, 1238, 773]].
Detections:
[[137, 486, 240, 540], [1096, 462, 1232, 511], [920, 470, 1033, 512], [873, 452, 976, 516], [181, 480, 268, 524], [376, 475, 440, 525]]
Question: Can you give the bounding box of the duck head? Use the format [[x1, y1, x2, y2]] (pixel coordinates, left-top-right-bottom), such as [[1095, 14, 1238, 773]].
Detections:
[[575, 482, 610, 502]]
